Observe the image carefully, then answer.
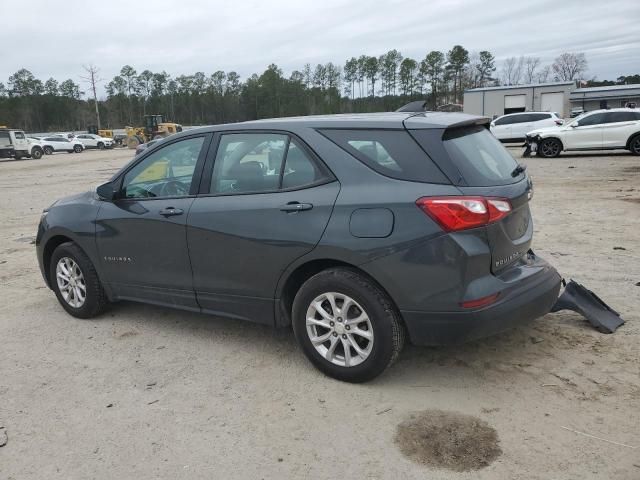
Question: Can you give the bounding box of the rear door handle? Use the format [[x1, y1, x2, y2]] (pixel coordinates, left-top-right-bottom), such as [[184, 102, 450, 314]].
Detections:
[[280, 202, 313, 212], [159, 207, 184, 217]]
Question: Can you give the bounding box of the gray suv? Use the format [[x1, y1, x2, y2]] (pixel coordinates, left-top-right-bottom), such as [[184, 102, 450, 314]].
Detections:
[[36, 112, 561, 382]]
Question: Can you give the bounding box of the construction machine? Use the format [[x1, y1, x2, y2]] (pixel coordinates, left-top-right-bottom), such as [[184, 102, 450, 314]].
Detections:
[[125, 115, 183, 149], [87, 125, 114, 139]]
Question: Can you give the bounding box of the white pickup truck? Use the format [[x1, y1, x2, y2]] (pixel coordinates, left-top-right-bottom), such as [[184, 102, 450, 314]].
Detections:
[[0, 128, 44, 159]]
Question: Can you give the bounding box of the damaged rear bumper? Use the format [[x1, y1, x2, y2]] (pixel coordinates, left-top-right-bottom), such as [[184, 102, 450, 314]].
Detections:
[[402, 254, 562, 346]]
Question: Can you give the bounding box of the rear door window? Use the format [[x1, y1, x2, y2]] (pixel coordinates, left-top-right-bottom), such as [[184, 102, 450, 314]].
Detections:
[[319, 129, 448, 183], [413, 126, 520, 186], [529, 113, 550, 121], [605, 112, 637, 123], [511, 114, 531, 123], [209, 133, 332, 194]]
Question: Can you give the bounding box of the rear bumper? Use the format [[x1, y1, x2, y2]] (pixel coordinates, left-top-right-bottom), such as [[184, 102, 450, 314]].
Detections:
[[401, 255, 561, 346]]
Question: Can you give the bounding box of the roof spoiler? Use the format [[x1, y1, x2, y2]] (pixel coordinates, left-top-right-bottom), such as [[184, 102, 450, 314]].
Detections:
[[445, 117, 491, 129]]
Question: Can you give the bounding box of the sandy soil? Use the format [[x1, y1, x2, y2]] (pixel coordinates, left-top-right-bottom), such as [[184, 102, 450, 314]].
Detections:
[[0, 146, 638, 479]]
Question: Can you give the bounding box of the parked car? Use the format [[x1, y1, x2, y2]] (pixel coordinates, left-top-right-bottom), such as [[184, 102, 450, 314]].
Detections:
[[36, 112, 560, 382], [134, 137, 163, 156], [490, 112, 563, 142], [525, 108, 640, 157], [0, 128, 45, 159], [41, 136, 85, 154], [75, 133, 114, 150], [570, 107, 586, 118]]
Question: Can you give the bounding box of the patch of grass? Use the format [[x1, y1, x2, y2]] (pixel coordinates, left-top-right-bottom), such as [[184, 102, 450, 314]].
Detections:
[[394, 409, 502, 472]]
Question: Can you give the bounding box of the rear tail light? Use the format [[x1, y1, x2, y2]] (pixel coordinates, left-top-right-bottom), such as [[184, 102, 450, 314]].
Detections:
[[416, 196, 512, 232]]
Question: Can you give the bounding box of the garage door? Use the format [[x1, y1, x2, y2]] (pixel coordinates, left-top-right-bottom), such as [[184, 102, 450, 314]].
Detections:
[[541, 92, 564, 117], [504, 94, 526, 114]]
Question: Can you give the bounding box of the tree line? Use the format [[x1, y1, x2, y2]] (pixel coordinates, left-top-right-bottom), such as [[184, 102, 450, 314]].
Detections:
[[0, 46, 628, 133]]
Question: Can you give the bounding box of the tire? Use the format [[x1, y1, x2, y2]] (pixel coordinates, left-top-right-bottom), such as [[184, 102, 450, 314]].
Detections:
[[49, 242, 108, 319], [73, 145, 83, 153], [127, 136, 141, 149], [292, 268, 405, 383], [97, 142, 105, 150], [538, 138, 562, 158], [629, 135, 640, 156], [31, 148, 43, 159], [14, 153, 22, 160], [43, 146, 53, 155]]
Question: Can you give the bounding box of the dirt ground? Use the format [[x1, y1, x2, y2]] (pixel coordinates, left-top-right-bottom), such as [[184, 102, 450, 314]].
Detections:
[[1, 146, 638, 479]]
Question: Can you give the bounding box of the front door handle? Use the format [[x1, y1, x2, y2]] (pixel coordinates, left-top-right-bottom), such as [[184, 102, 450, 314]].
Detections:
[[280, 202, 313, 212], [159, 207, 184, 217]]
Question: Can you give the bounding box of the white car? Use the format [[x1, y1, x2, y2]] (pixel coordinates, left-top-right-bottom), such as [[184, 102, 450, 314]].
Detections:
[[525, 108, 640, 158], [490, 112, 563, 142], [75, 133, 114, 149], [41, 136, 85, 155]]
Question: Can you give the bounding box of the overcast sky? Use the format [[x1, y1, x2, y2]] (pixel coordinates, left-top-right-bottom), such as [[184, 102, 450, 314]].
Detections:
[[2, 0, 638, 98]]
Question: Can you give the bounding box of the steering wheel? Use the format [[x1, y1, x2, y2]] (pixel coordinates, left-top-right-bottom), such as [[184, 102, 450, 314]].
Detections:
[[159, 180, 188, 197]]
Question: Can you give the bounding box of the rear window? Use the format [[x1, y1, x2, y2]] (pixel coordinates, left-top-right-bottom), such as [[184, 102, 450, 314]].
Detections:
[[319, 129, 448, 183], [442, 126, 520, 186], [413, 126, 520, 186]]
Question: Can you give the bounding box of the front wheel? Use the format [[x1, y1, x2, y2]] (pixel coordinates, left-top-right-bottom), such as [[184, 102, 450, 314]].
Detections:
[[538, 138, 562, 158], [31, 148, 43, 159], [50, 242, 108, 318], [97, 142, 105, 150], [43, 146, 53, 155], [292, 268, 405, 383], [629, 135, 640, 156]]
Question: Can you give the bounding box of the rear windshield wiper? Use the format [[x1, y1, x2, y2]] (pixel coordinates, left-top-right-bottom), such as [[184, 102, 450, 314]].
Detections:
[[511, 163, 527, 177]]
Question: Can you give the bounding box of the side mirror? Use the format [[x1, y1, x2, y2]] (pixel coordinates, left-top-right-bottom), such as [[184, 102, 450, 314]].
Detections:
[[96, 182, 117, 201], [571, 122, 578, 128]]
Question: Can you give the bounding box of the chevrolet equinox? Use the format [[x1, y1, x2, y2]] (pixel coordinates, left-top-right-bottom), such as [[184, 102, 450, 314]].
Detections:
[[36, 112, 561, 382]]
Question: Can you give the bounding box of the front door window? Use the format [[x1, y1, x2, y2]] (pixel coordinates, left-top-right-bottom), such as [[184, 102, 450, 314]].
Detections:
[[122, 136, 204, 199]]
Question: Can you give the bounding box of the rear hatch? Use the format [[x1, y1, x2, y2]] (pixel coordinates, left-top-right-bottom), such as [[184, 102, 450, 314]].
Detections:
[[409, 123, 533, 273]]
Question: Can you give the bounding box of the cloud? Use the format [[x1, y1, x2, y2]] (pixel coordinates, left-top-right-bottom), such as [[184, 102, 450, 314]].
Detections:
[[1, 0, 637, 95]]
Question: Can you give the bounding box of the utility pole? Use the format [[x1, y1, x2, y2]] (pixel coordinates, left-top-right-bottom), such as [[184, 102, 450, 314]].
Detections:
[[81, 65, 102, 129]]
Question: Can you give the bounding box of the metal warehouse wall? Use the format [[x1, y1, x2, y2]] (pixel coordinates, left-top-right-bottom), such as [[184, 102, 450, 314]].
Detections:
[[572, 98, 640, 112], [464, 84, 574, 118]]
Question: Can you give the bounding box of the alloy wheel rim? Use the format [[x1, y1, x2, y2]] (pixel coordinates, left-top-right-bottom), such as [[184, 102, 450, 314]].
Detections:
[[542, 141, 559, 156], [632, 139, 640, 154], [306, 292, 374, 367], [56, 257, 86, 308]]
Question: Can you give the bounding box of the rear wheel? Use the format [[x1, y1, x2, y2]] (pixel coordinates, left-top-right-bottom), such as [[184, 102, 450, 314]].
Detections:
[[31, 148, 43, 159], [50, 242, 108, 318], [538, 138, 562, 158], [73, 145, 83, 153], [127, 136, 141, 149], [43, 146, 53, 155], [629, 135, 640, 155], [292, 268, 405, 383]]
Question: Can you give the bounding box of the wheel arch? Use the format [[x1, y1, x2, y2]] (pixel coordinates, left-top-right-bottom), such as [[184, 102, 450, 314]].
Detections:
[[625, 131, 640, 149], [41, 233, 111, 300], [542, 136, 564, 150], [275, 258, 402, 328], [42, 234, 76, 287]]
